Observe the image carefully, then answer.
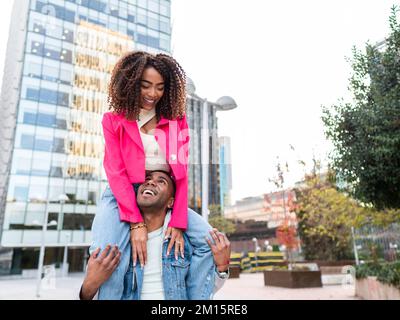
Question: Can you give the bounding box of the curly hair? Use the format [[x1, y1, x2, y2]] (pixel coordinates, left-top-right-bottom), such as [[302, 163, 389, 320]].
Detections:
[[107, 51, 187, 121]]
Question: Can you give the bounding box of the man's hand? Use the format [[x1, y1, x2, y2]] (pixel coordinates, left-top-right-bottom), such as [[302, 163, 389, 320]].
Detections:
[[165, 227, 184, 259], [130, 225, 148, 268], [80, 245, 121, 300], [206, 228, 231, 272]]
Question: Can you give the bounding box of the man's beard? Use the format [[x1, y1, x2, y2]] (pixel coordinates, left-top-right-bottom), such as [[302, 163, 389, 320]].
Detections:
[[137, 197, 165, 212]]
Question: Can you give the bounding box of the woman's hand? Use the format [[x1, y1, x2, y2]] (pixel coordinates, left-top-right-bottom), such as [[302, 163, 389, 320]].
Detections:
[[130, 224, 148, 268], [206, 228, 231, 272], [165, 227, 184, 259]]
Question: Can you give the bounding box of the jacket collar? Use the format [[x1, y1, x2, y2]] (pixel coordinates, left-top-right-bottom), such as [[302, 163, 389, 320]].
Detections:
[[120, 114, 170, 151], [121, 117, 144, 152], [162, 210, 172, 234]]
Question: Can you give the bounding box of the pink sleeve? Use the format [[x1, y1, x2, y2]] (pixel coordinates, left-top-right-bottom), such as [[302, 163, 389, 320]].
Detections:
[[102, 113, 144, 224], [168, 115, 190, 230]]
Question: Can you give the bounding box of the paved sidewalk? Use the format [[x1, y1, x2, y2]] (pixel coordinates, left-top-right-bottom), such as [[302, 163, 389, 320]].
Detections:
[[214, 273, 359, 300], [0, 272, 359, 300]]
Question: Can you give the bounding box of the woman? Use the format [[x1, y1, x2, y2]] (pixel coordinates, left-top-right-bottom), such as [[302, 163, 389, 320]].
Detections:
[[90, 51, 218, 299]]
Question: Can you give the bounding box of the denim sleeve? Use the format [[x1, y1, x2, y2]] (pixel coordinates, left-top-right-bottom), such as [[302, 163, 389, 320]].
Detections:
[[185, 208, 215, 299]]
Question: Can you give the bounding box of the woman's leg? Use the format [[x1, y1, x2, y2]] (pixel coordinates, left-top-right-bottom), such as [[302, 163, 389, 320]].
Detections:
[[184, 208, 216, 300], [89, 186, 131, 300]]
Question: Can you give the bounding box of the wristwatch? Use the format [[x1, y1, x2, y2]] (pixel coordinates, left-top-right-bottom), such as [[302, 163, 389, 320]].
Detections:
[[217, 268, 229, 279]]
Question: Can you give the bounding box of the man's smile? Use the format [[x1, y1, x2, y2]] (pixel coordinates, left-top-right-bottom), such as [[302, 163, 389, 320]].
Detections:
[[142, 187, 157, 197]]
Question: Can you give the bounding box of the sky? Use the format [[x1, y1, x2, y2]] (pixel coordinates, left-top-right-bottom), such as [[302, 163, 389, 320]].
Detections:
[[0, 0, 397, 204], [171, 0, 397, 202]]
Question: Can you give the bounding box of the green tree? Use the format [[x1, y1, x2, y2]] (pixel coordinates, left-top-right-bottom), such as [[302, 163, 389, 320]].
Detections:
[[295, 168, 370, 261], [208, 204, 236, 235], [322, 6, 400, 210]]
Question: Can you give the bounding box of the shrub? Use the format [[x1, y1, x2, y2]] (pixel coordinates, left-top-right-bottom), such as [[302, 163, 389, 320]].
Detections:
[[356, 261, 400, 288]]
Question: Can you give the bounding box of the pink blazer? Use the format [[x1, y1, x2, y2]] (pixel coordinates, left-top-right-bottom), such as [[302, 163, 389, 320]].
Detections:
[[101, 111, 190, 230]]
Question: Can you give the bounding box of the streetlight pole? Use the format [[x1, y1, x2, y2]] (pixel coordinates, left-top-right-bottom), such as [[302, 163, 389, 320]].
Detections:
[[36, 198, 50, 298], [58, 194, 69, 277], [62, 233, 70, 277], [201, 99, 209, 222], [351, 226, 360, 266]]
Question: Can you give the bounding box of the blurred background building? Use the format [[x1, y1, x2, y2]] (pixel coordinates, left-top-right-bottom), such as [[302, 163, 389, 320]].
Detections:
[[218, 136, 232, 212]]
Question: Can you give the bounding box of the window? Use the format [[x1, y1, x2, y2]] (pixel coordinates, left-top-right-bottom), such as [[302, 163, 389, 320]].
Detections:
[[14, 187, 29, 202], [42, 65, 59, 82], [37, 113, 56, 127], [53, 138, 65, 153], [23, 112, 37, 126], [147, 34, 159, 48], [160, 16, 170, 34], [50, 166, 63, 177], [148, 12, 159, 30], [33, 22, 46, 35], [40, 88, 58, 105], [60, 68, 72, 85], [34, 138, 53, 152], [63, 213, 94, 230], [81, 0, 107, 12], [31, 153, 51, 176], [58, 92, 69, 106], [138, 0, 147, 9], [56, 118, 67, 130], [35, 1, 76, 23], [137, 33, 148, 46], [149, 0, 159, 13], [15, 157, 32, 175], [137, 8, 147, 25], [62, 28, 74, 43], [21, 134, 35, 149], [160, 0, 170, 17]]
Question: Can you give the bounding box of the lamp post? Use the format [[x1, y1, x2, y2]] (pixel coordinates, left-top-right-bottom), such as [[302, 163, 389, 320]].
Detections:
[[252, 237, 258, 268], [58, 194, 69, 234], [264, 240, 269, 252], [351, 226, 360, 266], [35, 194, 50, 298], [185, 78, 237, 222], [62, 233, 70, 277], [35, 193, 68, 298], [35, 203, 58, 297], [58, 194, 69, 277], [201, 98, 210, 222]]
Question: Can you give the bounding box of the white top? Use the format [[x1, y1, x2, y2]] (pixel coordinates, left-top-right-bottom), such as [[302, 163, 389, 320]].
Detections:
[[140, 226, 165, 300], [138, 108, 171, 172]]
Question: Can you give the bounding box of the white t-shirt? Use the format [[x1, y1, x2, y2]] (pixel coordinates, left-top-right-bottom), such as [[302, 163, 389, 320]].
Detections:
[[140, 227, 165, 300]]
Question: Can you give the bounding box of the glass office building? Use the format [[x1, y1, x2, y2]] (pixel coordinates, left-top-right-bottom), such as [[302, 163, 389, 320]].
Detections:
[[218, 136, 232, 211], [186, 96, 221, 213], [0, 0, 172, 275]]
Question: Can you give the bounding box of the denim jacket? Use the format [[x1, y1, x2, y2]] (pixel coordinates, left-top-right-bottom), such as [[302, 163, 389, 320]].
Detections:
[[121, 212, 216, 300]]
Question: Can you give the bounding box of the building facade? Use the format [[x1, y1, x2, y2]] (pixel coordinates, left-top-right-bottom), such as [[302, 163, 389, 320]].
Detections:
[[224, 189, 297, 229], [186, 95, 221, 214], [0, 0, 172, 275], [218, 136, 232, 211], [224, 196, 266, 222]]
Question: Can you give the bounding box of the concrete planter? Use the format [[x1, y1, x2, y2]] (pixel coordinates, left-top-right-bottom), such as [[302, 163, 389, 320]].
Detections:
[[264, 270, 322, 288], [356, 276, 400, 300], [229, 266, 241, 279]]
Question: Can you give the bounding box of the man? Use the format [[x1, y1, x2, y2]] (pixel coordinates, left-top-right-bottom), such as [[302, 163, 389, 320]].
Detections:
[[80, 170, 231, 300]]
